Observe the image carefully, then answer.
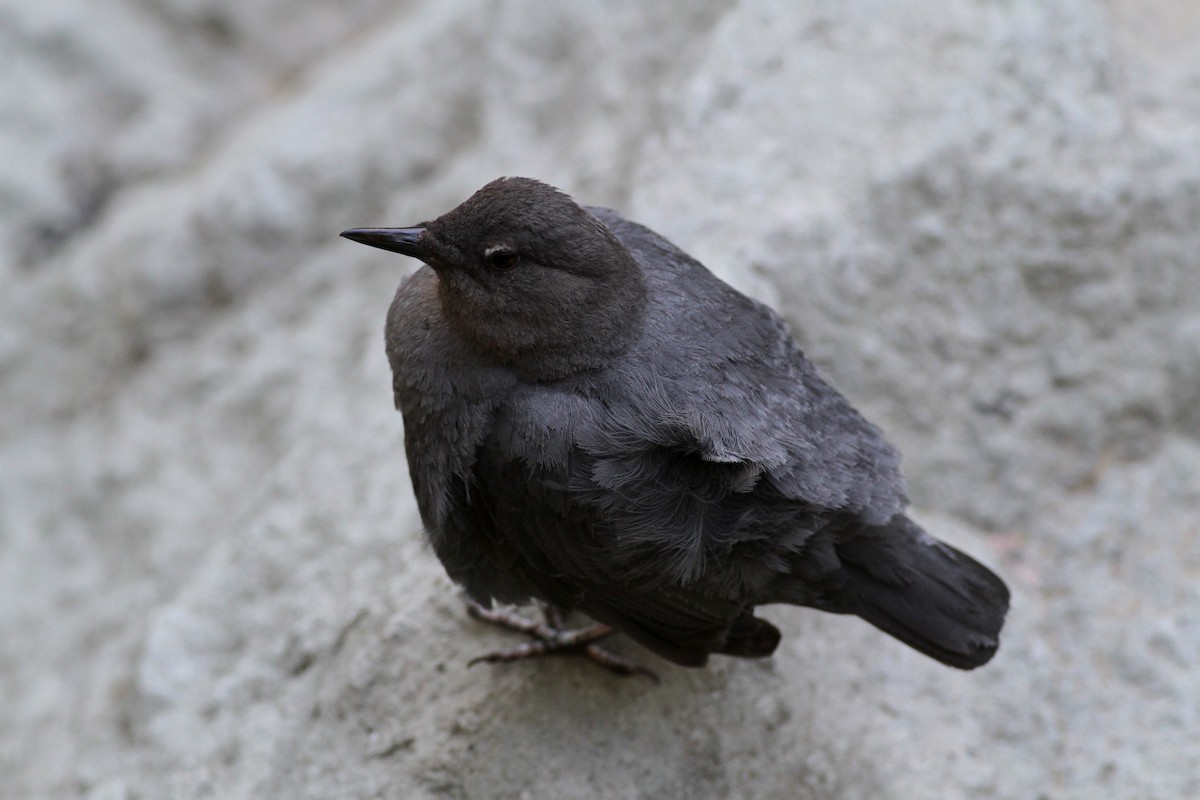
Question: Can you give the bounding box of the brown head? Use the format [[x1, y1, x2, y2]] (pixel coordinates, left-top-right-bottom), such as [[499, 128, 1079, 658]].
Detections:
[[342, 177, 647, 381]]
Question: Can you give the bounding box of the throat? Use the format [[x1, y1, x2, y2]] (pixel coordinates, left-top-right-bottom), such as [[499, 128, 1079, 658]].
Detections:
[[436, 252, 649, 381], [511, 301, 647, 382], [447, 292, 646, 383]]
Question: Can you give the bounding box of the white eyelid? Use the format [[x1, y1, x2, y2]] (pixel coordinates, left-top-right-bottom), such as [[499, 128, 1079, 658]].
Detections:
[[484, 244, 513, 258]]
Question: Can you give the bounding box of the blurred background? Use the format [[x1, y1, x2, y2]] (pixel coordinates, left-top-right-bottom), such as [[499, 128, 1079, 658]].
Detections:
[[2, 1, 1198, 798]]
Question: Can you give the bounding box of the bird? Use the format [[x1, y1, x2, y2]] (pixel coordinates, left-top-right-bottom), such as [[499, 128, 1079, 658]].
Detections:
[[340, 177, 1009, 676]]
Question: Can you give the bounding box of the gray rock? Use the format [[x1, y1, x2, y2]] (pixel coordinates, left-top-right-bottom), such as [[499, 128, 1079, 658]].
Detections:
[[2, 0, 1199, 798]]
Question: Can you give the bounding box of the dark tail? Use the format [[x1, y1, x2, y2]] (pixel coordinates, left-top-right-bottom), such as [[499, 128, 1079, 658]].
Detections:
[[773, 516, 1010, 669]]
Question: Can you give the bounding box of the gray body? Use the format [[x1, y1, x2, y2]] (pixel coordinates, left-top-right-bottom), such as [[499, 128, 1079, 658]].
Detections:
[[360, 178, 1007, 669]]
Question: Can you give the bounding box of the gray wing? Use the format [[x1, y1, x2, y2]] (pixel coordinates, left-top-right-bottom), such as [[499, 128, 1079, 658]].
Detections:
[[588, 206, 908, 525]]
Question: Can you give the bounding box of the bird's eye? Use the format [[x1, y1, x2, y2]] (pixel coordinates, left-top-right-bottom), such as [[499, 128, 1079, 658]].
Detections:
[[485, 248, 520, 271]]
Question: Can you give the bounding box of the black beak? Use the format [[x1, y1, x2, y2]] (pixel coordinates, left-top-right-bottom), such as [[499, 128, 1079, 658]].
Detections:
[[340, 227, 430, 260]]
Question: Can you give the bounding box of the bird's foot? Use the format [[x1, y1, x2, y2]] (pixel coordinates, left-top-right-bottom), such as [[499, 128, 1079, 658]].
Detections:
[[465, 600, 658, 681]]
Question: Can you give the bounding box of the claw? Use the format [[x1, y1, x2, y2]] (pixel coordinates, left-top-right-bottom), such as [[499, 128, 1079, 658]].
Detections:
[[463, 600, 658, 681]]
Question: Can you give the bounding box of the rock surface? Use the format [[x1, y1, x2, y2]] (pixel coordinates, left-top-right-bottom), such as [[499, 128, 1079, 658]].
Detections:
[[2, 1, 1198, 798]]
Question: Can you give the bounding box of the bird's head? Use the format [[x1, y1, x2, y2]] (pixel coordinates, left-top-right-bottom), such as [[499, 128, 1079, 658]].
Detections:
[[343, 177, 647, 380]]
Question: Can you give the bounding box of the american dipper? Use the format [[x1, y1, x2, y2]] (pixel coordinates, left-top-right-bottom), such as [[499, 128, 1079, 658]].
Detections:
[[341, 177, 1009, 674]]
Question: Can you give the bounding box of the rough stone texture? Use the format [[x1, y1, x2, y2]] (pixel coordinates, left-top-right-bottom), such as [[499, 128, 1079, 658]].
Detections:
[[2, 1, 1198, 798]]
